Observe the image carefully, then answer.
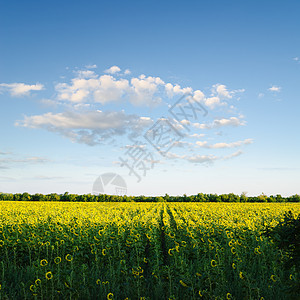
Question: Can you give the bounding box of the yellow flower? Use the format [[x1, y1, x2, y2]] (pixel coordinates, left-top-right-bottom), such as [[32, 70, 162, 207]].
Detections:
[[254, 247, 261, 255], [211, 259, 217, 267], [102, 249, 107, 256], [30, 284, 35, 292], [65, 254, 73, 261], [35, 279, 41, 286], [143, 257, 148, 263], [54, 257, 61, 264], [231, 247, 236, 254], [180, 280, 188, 287], [40, 259, 48, 267], [232, 263, 236, 269], [199, 290, 203, 297], [289, 274, 293, 280], [96, 279, 101, 285], [270, 275, 277, 282], [239, 271, 244, 280], [107, 292, 114, 300], [168, 248, 173, 256], [45, 271, 53, 280], [226, 293, 232, 299]]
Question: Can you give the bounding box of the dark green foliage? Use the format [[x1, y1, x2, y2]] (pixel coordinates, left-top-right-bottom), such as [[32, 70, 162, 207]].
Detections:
[[0, 192, 299, 202], [264, 211, 300, 299]]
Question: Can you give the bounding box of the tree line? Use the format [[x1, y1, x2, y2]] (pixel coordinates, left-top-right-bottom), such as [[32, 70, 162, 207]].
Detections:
[[0, 192, 299, 202]]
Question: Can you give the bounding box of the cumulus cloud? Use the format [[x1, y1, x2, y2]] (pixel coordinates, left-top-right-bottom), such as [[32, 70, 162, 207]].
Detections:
[[7, 65, 248, 158], [130, 75, 165, 106], [196, 138, 253, 149], [55, 75, 130, 104], [55, 71, 167, 106], [104, 66, 121, 74], [193, 116, 245, 130], [0, 83, 44, 96], [52, 66, 245, 109], [165, 83, 193, 98], [16, 110, 153, 146], [197, 84, 245, 109], [268, 85, 281, 92]]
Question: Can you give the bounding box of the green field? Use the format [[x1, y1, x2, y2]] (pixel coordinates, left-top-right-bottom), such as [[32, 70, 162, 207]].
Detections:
[[0, 202, 299, 299]]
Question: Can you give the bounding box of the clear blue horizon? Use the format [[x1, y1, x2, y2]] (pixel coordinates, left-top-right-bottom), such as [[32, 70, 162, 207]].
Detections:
[[0, 0, 299, 196]]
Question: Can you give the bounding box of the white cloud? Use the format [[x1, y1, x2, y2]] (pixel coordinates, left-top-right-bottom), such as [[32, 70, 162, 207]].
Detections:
[[94, 75, 129, 104], [55, 75, 130, 104], [165, 152, 185, 160], [196, 138, 253, 148], [180, 119, 190, 126], [223, 150, 243, 160], [172, 141, 192, 148], [165, 148, 245, 164], [130, 75, 165, 106], [197, 84, 245, 109], [104, 66, 121, 74], [213, 84, 233, 99], [193, 90, 205, 102], [0, 83, 44, 96], [268, 85, 281, 92], [0, 155, 49, 169], [189, 133, 206, 138], [75, 70, 98, 78], [293, 57, 299, 61], [52, 68, 245, 109], [85, 64, 97, 69], [204, 96, 223, 108], [165, 83, 193, 98], [186, 154, 218, 164], [16, 110, 153, 146], [55, 72, 167, 106], [193, 116, 245, 129]]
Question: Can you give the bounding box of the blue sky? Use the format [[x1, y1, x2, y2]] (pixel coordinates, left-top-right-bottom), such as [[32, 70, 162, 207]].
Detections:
[[0, 0, 299, 196]]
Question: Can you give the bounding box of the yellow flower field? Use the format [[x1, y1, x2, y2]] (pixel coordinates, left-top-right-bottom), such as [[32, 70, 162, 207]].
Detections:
[[0, 202, 299, 299]]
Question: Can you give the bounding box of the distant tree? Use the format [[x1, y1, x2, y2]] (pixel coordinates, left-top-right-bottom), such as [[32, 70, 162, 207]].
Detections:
[[258, 193, 268, 202], [288, 194, 300, 202], [240, 192, 248, 202], [13, 193, 22, 201], [164, 194, 170, 202]]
